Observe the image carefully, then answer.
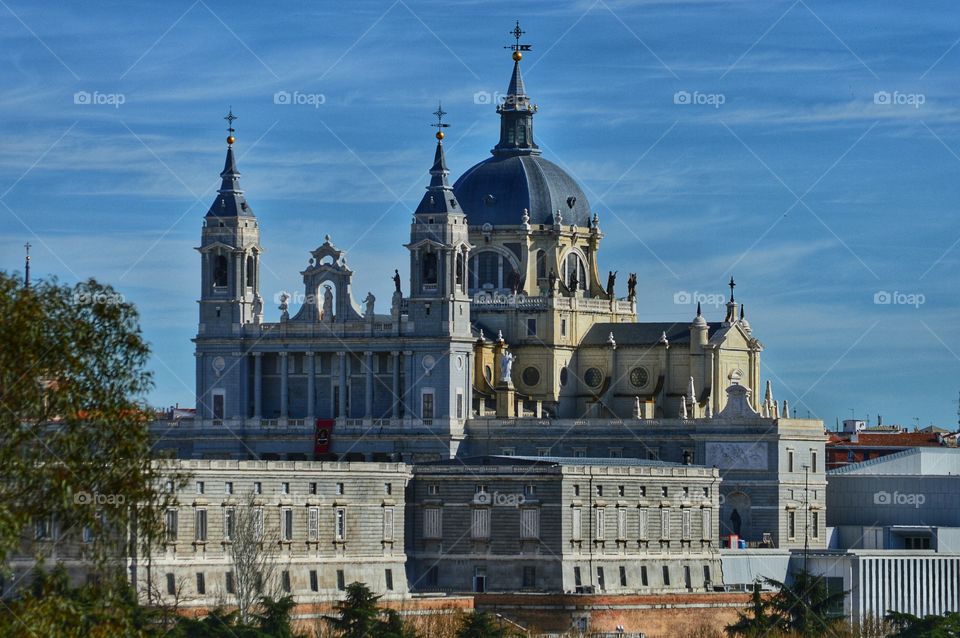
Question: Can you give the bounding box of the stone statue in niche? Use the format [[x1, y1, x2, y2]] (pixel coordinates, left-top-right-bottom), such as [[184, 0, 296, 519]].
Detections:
[[321, 285, 334, 323]]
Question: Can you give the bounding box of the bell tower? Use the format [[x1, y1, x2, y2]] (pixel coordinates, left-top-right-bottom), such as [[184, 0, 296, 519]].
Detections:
[[197, 109, 263, 336], [405, 104, 472, 338]]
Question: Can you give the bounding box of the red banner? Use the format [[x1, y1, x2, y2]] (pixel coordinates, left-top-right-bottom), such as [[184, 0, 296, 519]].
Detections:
[[314, 419, 334, 456]]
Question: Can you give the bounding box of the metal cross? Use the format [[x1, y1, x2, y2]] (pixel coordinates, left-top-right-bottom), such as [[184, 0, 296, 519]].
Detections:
[[728, 276, 736, 301], [224, 108, 237, 134], [504, 20, 531, 52], [431, 102, 449, 131]]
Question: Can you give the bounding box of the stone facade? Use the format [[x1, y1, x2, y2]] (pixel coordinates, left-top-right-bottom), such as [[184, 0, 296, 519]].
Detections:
[[136, 460, 411, 605], [408, 457, 722, 594]]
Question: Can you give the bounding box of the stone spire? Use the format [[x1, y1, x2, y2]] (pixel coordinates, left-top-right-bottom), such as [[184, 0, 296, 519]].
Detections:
[[493, 21, 539, 157], [207, 108, 254, 218], [415, 103, 462, 216]]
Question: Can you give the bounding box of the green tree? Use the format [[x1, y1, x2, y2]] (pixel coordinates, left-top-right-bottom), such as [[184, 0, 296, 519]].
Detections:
[[456, 611, 504, 638], [725, 580, 777, 637], [377, 608, 419, 638], [325, 582, 383, 637], [0, 273, 182, 632], [886, 610, 960, 637]]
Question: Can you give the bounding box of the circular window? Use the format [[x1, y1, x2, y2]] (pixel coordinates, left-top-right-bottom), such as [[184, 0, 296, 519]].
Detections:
[[630, 367, 649, 388], [522, 366, 541, 387], [456, 355, 464, 371], [484, 365, 493, 383], [559, 367, 569, 387], [584, 367, 603, 388]]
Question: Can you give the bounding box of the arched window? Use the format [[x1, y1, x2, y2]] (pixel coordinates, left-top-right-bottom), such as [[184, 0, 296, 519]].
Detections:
[[535, 250, 546, 280], [213, 255, 228, 288], [517, 124, 526, 145], [422, 252, 438, 286], [563, 253, 586, 291], [476, 252, 499, 289], [455, 252, 465, 290], [245, 255, 255, 288]]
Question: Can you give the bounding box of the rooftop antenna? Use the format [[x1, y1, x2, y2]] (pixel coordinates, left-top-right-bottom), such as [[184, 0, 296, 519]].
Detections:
[[23, 242, 31, 289]]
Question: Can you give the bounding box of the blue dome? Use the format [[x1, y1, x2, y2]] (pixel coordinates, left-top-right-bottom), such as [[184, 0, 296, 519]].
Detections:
[[453, 154, 591, 227]]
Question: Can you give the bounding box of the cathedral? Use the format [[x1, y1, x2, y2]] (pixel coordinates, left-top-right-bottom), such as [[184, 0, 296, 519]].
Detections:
[[156, 29, 825, 551]]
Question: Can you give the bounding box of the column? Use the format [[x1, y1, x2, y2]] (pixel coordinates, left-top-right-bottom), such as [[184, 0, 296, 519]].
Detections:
[[306, 352, 316, 420], [364, 351, 373, 419], [253, 352, 262, 419], [279, 352, 289, 419], [195, 353, 204, 418], [337, 352, 347, 419], [391, 351, 401, 419], [403, 350, 414, 423]]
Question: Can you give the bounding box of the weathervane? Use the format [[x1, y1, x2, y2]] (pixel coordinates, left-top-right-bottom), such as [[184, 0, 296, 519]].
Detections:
[[431, 102, 449, 140], [504, 20, 531, 60], [224, 107, 237, 145]]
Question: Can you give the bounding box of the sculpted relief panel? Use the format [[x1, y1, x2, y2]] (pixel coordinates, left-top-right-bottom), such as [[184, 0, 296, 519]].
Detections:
[[705, 442, 768, 470]]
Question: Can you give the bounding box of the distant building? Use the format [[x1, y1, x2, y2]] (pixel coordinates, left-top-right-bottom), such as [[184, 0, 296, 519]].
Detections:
[[408, 456, 722, 594], [826, 425, 950, 471]]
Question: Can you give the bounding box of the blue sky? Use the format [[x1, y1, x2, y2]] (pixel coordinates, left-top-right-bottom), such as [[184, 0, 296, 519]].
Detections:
[[2, 0, 959, 429]]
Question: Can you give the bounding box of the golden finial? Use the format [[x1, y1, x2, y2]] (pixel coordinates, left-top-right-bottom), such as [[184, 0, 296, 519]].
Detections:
[[431, 102, 449, 141], [224, 107, 237, 145]]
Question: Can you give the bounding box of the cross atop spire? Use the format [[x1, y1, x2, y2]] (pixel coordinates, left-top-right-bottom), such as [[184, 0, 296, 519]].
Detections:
[[224, 107, 237, 145], [504, 20, 531, 59], [431, 102, 449, 140], [728, 276, 736, 302]]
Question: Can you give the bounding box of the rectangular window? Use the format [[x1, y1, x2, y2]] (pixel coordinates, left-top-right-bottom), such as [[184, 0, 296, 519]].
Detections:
[[336, 482, 345, 495], [472, 508, 491, 539], [224, 481, 233, 495], [788, 449, 795, 473], [335, 508, 346, 541], [456, 390, 464, 419], [662, 566, 671, 587], [638, 508, 649, 540], [702, 508, 712, 540], [596, 566, 605, 590], [196, 481, 205, 495], [421, 392, 434, 422], [617, 485, 625, 497], [281, 482, 290, 494], [704, 565, 712, 585], [788, 511, 796, 540], [573, 448, 586, 458], [684, 565, 692, 589], [281, 570, 291, 593], [596, 485, 603, 497], [385, 569, 394, 591], [254, 507, 264, 539], [812, 511, 820, 539], [574, 566, 582, 587], [641, 566, 649, 586], [282, 508, 293, 541], [524, 484, 536, 496], [521, 508, 539, 539], [225, 571, 235, 594], [196, 572, 206, 595], [254, 481, 262, 494], [811, 450, 818, 474], [428, 484, 439, 496], [522, 566, 536, 588], [195, 509, 207, 542], [617, 508, 627, 540], [572, 507, 582, 541], [538, 447, 550, 457], [560, 318, 567, 337], [660, 508, 670, 540], [308, 507, 319, 542], [424, 507, 442, 538], [609, 448, 622, 458], [224, 507, 236, 541], [309, 570, 318, 592], [212, 393, 224, 420], [336, 570, 345, 591], [619, 565, 627, 587], [165, 509, 178, 543], [682, 509, 692, 540], [309, 482, 317, 495], [501, 447, 515, 456], [383, 507, 395, 541], [166, 573, 175, 596], [82, 524, 94, 544], [595, 508, 606, 540], [526, 318, 537, 336]]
